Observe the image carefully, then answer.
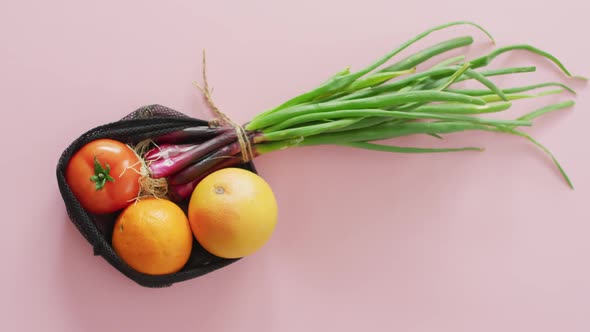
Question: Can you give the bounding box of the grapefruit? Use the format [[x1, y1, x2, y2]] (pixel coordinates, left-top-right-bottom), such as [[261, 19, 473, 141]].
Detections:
[[188, 168, 278, 259]]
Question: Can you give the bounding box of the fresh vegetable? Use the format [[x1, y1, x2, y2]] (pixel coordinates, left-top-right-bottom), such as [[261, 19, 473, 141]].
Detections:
[[133, 21, 583, 201], [152, 126, 224, 144], [147, 131, 239, 178], [66, 139, 142, 214]]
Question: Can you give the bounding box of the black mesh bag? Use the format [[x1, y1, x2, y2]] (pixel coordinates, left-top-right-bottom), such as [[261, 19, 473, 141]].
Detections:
[[56, 104, 257, 288]]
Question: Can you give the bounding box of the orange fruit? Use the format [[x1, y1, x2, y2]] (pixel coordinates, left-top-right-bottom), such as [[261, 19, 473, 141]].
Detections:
[[188, 167, 278, 259], [112, 198, 193, 275]]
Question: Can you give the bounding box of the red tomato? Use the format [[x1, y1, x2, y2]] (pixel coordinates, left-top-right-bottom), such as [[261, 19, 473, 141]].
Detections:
[[66, 139, 142, 214]]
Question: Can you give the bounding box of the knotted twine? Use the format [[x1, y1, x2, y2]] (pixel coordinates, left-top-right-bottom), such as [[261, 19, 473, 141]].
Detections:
[[128, 51, 256, 202], [194, 50, 255, 164]]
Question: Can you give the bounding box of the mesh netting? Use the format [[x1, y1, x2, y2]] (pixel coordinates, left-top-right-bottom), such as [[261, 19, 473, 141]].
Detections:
[[56, 104, 257, 288]]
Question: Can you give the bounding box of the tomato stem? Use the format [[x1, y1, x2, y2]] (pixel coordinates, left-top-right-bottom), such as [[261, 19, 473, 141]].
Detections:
[[90, 156, 115, 190]]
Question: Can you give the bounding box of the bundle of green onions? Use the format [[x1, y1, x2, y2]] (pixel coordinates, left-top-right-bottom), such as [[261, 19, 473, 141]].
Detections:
[[142, 21, 584, 200]]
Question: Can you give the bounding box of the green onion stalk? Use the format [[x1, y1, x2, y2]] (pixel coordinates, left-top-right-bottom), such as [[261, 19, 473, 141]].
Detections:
[[142, 21, 585, 200]]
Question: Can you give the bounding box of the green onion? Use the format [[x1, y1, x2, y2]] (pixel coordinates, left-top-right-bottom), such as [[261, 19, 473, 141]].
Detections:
[[247, 90, 486, 130], [468, 44, 582, 78], [341, 142, 484, 153], [377, 36, 475, 73], [449, 82, 576, 96], [147, 21, 584, 200], [253, 21, 494, 116]]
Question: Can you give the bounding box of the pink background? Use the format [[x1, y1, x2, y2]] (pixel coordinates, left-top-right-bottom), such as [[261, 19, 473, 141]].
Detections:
[[2, 0, 589, 331]]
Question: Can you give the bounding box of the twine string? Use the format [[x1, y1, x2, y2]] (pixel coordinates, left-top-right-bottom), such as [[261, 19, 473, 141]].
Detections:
[[194, 50, 255, 163]]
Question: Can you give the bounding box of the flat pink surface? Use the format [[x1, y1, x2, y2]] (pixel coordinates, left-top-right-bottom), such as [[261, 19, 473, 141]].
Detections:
[[2, 1, 589, 331]]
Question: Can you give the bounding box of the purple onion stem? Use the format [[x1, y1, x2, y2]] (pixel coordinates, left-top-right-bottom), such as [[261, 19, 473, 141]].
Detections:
[[144, 144, 199, 161], [168, 133, 257, 185], [154, 126, 227, 144], [148, 130, 238, 178]]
